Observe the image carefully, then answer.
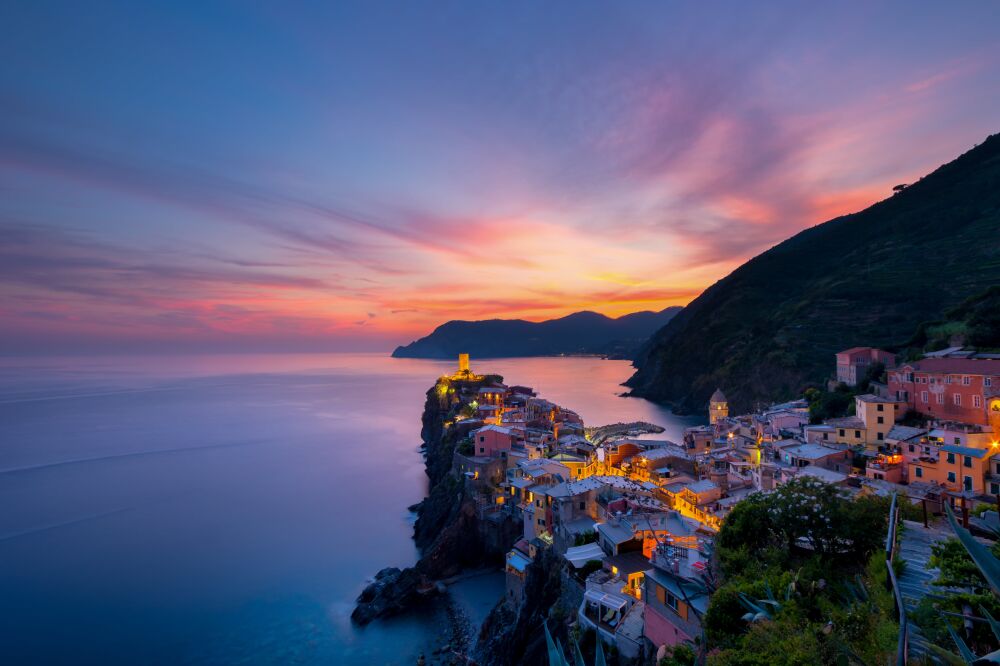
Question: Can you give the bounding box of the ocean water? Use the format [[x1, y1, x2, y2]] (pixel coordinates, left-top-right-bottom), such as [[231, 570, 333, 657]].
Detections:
[[0, 353, 699, 665]]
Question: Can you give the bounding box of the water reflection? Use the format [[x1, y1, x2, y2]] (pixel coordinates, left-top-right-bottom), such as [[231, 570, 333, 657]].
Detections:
[[0, 353, 699, 664]]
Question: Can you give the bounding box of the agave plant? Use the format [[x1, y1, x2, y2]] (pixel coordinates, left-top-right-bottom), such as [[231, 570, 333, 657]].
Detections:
[[545, 623, 606, 666], [738, 583, 782, 623], [940, 502, 1000, 664]]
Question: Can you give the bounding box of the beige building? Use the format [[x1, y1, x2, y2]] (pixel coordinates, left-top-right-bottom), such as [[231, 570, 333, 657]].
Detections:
[[709, 389, 728, 426]]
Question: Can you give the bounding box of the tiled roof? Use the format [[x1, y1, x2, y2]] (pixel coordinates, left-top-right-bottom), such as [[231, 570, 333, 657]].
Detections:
[[896, 358, 1000, 375]]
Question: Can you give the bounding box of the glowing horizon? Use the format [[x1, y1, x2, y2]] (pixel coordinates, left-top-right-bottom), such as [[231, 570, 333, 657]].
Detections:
[[2, 2, 999, 353]]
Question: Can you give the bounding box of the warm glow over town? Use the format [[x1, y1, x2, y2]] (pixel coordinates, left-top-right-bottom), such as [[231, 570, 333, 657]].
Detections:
[[3, 3, 1000, 665], [3, 4, 999, 353]]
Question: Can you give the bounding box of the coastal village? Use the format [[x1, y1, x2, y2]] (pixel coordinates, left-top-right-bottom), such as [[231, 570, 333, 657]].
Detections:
[[434, 350, 1000, 662]]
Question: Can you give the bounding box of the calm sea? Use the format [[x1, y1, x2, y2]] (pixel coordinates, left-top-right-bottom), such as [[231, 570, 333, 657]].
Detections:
[[0, 353, 699, 665]]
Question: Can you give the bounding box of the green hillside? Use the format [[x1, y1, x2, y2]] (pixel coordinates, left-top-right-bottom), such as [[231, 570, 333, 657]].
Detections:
[[627, 133, 1000, 414]]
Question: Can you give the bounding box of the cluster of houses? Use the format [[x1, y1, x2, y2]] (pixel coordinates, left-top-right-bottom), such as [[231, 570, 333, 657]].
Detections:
[[439, 349, 1000, 660]]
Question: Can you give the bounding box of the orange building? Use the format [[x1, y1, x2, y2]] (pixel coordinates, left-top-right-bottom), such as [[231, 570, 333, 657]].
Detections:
[[908, 444, 996, 494], [888, 358, 1000, 426], [836, 347, 896, 386]]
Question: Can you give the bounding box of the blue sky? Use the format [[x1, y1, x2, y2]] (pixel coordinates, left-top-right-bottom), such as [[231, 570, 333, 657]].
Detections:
[[2, 1, 998, 352]]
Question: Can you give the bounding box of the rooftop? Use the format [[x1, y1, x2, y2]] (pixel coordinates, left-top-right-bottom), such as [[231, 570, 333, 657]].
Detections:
[[798, 466, 849, 484], [784, 443, 845, 461], [855, 393, 899, 404], [887, 425, 928, 442], [896, 357, 1000, 375], [941, 444, 992, 459]]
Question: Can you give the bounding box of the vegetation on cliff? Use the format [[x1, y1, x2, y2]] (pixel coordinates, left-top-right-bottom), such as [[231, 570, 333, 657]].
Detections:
[[628, 133, 1000, 414], [704, 478, 898, 664], [901, 285, 1000, 355]]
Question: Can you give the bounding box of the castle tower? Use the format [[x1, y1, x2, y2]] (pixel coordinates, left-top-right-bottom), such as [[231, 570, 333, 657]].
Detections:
[[458, 353, 470, 375], [709, 388, 728, 426]]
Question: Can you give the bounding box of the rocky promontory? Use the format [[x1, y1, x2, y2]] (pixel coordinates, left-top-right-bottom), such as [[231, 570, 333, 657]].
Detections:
[[352, 374, 520, 625]]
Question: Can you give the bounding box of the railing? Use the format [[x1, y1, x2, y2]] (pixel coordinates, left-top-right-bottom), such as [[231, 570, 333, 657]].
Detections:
[[885, 492, 908, 665]]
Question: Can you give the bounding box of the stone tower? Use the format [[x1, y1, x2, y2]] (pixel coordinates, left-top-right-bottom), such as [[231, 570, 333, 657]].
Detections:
[[458, 353, 470, 375], [709, 388, 728, 425]]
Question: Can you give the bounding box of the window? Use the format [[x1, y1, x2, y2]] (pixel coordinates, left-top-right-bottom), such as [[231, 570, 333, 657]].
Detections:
[[839, 429, 845, 437], [948, 471, 956, 483], [908, 444, 915, 453], [947, 376, 953, 384], [479, 447, 485, 454], [921, 391, 928, 403], [666, 591, 679, 612], [823, 433, 829, 440], [915, 467, 923, 478], [974, 395, 982, 408], [877, 403, 884, 412], [479, 436, 485, 442], [947, 452, 955, 464], [987, 377, 993, 388], [579, 501, 585, 510], [992, 483, 1000, 496], [954, 394, 962, 406], [965, 476, 973, 492], [964, 456, 973, 468], [877, 416, 884, 424], [855, 430, 861, 438], [962, 376, 971, 385], [937, 393, 945, 405], [877, 432, 884, 441]]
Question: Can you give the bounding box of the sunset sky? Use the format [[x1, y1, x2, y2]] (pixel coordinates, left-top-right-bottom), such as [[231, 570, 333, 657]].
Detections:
[[2, 2, 999, 353]]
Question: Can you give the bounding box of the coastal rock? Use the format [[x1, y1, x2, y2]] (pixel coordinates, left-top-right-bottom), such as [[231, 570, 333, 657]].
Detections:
[[351, 566, 427, 625]]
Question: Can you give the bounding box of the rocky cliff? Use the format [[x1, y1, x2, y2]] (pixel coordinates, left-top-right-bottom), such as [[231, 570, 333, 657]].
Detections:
[[352, 376, 520, 625], [628, 133, 1000, 414]]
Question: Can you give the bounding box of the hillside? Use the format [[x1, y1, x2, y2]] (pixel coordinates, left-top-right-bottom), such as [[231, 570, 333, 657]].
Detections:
[[627, 133, 1000, 414], [391, 307, 681, 359]]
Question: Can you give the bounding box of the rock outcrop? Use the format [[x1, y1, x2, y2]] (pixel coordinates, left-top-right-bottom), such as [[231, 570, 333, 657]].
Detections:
[[352, 375, 519, 625]]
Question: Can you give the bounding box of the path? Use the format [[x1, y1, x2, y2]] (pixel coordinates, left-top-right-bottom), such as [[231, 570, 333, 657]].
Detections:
[[896, 519, 951, 662]]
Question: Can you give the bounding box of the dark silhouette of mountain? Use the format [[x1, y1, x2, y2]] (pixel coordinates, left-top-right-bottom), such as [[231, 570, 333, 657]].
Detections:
[[391, 307, 682, 360], [627, 133, 1000, 414]]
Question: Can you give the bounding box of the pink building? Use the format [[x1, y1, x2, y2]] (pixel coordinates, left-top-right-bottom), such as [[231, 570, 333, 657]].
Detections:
[[835, 347, 896, 386], [887, 358, 1000, 426], [473, 424, 516, 457]]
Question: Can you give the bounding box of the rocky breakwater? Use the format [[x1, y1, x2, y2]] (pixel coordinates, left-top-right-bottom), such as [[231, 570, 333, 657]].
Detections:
[[352, 374, 518, 625]]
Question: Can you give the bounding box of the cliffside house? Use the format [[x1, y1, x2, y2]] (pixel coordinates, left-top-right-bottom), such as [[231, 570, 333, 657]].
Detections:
[[888, 358, 1000, 428], [835, 347, 896, 386]]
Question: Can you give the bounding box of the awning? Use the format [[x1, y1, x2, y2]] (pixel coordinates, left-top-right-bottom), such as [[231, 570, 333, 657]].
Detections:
[[506, 552, 531, 573], [564, 543, 606, 568]]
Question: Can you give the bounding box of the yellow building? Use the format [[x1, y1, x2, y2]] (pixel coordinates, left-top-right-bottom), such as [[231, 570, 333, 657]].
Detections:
[[709, 389, 728, 425], [458, 353, 470, 375], [854, 394, 902, 448]]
